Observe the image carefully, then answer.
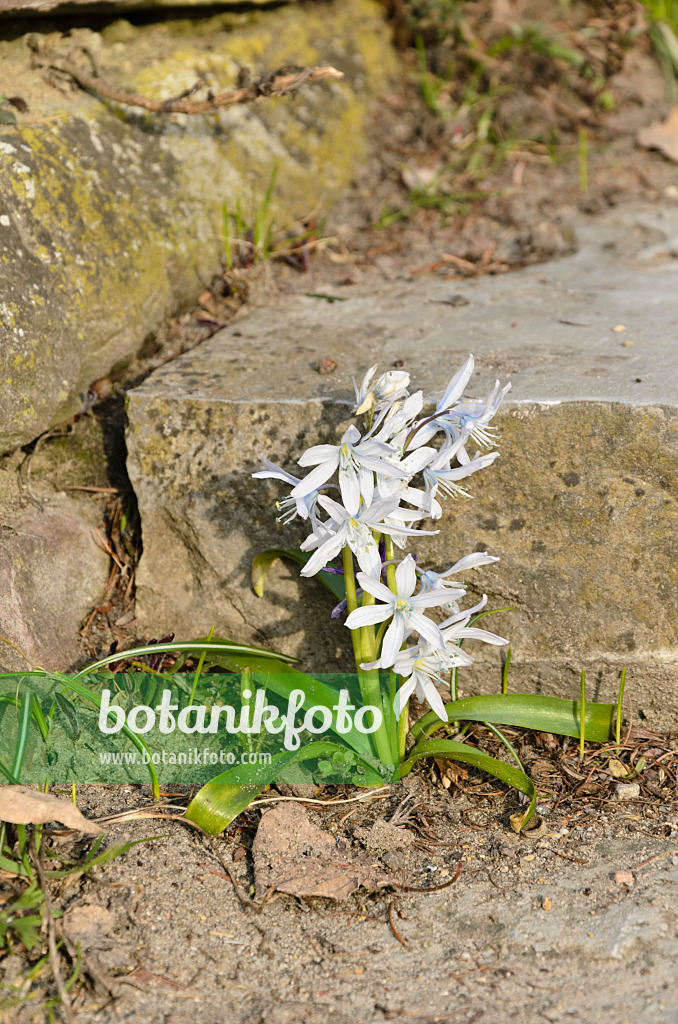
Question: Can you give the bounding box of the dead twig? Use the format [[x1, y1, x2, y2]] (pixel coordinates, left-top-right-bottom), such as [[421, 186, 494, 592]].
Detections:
[[33, 843, 75, 1024], [627, 849, 678, 871], [42, 61, 343, 115], [388, 901, 408, 948], [252, 786, 391, 808], [306, 933, 324, 961]]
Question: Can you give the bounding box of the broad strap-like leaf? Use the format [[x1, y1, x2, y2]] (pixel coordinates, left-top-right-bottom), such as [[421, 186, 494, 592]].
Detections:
[[400, 737, 536, 829], [252, 548, 346, 601], [70, 639, 297, 681], [185, 740, 384, 835], [191, 655, 375, 758], [410, 694, 614, 746]]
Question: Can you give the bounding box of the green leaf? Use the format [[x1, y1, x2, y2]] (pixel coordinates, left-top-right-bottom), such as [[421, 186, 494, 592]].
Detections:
[[0, 692, 49, 742], [256, 664, 374, 756], [0, 883, 44, 950], [46, 673, 161, 800], [410, 693, 614, 746], [54, 692, 80, 740], [400, 737, 536, 829], [70, 639, 297, 680], [0, 852, 30, 877], [77, 835, 158, 873], [11, 690, 33, 782], [185, 740, 383, 834], [183, 653, 375, 758], [0, 108, 17, 125], [252, 549, 346, 602]]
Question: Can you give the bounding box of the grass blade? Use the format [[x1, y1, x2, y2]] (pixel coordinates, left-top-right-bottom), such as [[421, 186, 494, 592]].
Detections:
[[579, 669, 586, 762], [483, 721, 523, 771], [188, 626, 214, 706], [615, 666, 627, 746], [47, 673, 161, 799], [11, 690, 34, 782]]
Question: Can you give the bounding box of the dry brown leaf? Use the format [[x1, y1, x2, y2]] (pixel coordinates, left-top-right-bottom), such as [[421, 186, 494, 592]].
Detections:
[[638, 106, 678, 163], [608, 758, 629, 778], [0, 786, 103, 833], [252, 801, 389, 901]]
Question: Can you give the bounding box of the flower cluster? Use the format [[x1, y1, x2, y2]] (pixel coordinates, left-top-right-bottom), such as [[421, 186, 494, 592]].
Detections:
[[254, 355, 510, 722]]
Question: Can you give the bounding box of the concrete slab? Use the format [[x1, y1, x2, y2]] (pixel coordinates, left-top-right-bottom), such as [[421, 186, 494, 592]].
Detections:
[[126, 203, 678, 726]]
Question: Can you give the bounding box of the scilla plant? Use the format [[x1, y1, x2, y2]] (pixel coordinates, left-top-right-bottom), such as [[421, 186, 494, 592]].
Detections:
[[183, 356, 615, 835]]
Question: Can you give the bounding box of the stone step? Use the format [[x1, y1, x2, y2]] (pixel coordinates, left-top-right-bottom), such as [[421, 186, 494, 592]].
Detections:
[[126, 203, 678, 726]]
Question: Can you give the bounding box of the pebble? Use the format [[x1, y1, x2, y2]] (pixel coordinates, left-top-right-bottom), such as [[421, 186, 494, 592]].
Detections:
[[614, 871, 634, 886], [613, 782, 640, 801], [612, 324, 626, 332]]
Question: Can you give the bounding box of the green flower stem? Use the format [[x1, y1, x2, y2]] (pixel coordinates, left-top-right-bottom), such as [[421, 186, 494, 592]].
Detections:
[[360, 610, 394, 770], [384, 535, 405, 766], [343, 544, 392, 767], [389, 670, 398, 763], [399, 705, 409, 763], [342, 546, 362, 668], [384, 536, 397, 592], [450, 666, 460, 731]]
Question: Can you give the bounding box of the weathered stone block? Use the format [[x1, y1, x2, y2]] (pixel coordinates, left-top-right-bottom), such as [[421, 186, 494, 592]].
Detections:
[[126, 205, 678, 725], [0, 418, 110, 670], [0, 0, 396, 451], [1, 0, 284, 16]]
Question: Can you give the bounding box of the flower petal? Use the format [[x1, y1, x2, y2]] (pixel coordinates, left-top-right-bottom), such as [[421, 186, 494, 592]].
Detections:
[[417, 676, 449, 721], [352, 534, 383, 577], [291, 461, 337, 498], [317, 494, 350, 523], [355, 573, 394, 604], [442, 552, 499, 576], [297, 445, 340, 467], [299, 532, 344, 576], [438, 354, 474, 412], [456, 627, 508, 645], [393, 676, 417, 717], [395, 554, 417, 597], [380, 616, 405, 668], [345, 605, 391, 629], [340, 464, 361, 516], [410, 611, 446, 650]]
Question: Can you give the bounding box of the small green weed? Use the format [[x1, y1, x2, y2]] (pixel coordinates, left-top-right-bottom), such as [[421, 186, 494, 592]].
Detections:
[[643, 0, 678, 97], [0, 97, 16, 126], [222, 165, 278, 269]]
